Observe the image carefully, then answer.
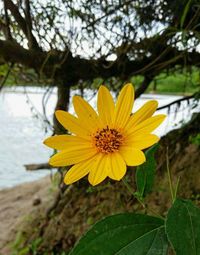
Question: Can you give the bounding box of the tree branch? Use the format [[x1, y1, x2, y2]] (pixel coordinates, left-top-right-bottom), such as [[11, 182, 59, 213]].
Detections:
[[135, 75, 154, 98], [157, 93, 198, 111], [3, 0, 12, 40], [0, 39, 44, 69], [0, 37, 200, 87], [24, 0, 38, 49], [4, 0, 39, 49], [24, 163, 53, 170]]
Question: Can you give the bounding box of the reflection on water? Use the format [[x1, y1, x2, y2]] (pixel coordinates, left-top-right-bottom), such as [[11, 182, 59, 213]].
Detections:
[[0, 87, 199, 189]]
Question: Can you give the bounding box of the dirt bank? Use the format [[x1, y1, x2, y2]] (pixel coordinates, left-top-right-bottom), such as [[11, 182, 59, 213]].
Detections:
[[0, 176, 52, 254]]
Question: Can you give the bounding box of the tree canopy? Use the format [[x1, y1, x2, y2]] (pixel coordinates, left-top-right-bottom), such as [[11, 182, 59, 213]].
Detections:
[[0, 0, 200, 96]]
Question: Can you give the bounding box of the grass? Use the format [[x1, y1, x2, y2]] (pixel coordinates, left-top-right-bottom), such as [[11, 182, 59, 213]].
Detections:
[[150, 71, 199, 94], [131, 68, 200, 95]]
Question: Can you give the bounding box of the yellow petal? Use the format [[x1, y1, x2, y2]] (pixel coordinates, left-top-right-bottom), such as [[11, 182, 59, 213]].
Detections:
[[125, 134, 159, 150], [43, 135, 91, 150], [119, 147, 146, 166], [64, 156, 96, 185], [128, 114, 166, 135], [97, 85, 115, 125], [125, 100, 158, 131], [113, 83, 134, 128], [107, 152, 126, 181], [73, 96, 100, 131], [88, 154, 108, 186], [55, 110, 91, 137], [49, 147, 96, 167]]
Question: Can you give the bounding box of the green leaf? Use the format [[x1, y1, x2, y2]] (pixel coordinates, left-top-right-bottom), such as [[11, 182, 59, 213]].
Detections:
[[166, 199, 200, 255], [180, 0, 192, 29], [135, 144, 158, 199], [70, 213, 168, 255]]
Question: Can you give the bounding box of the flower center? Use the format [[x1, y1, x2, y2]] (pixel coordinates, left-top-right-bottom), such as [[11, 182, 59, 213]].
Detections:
[[93, 126, 123, 154]]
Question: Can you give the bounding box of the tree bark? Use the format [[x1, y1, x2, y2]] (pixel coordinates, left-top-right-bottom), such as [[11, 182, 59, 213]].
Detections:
[[53, 83, 71, 134], [135, 75, 154, 98]]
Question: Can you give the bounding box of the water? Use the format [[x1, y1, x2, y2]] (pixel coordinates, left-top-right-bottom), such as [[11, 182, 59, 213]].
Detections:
[[0, 86, 199, 189]]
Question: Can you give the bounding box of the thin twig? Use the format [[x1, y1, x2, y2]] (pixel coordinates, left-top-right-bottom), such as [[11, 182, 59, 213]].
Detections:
[[157, 93, 198, 111], [0, 62, 14, 91]]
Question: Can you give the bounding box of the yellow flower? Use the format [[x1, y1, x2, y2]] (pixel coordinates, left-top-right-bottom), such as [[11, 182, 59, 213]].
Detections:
[[44, 84, 166, 186]]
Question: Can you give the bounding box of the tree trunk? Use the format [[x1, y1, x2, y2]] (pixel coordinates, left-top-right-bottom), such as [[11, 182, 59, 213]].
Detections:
[[53, 83, 71, 134]]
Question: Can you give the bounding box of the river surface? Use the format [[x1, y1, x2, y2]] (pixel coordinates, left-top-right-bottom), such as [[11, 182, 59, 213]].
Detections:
[[0, 86, 199, 189]]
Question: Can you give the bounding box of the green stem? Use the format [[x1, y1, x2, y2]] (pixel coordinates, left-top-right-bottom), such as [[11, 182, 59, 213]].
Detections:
[[145, 205, 165, 220], [122, 178, 164, 220], [174, 176, 180, 200], [122, 178, 145, 208], [166, 149, 175, 203]]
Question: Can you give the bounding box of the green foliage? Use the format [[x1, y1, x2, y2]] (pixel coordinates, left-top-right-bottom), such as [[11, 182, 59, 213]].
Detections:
[[12, 247, 30, 255], [180, 0, 193, 29], [189, 133, 200, 147], [151, 69, 200, 94], [68, 199, 200, 255], [66, 146, 200, 255], [135, 144, 158, 200], [0, 64, 39, 86], [166, 199, 200, 255], [12, 233, 42, 255], [69, 213, 168, 255], [30, 238, 43, 255], [12, 231, 27, 255], [0, 64, 15, 85], [50, 252, 70, 255], [131, 69, 200, 94], [12, 236, 71, 255]]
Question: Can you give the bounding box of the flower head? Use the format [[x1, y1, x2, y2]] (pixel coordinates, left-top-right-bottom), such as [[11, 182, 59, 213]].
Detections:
[[44, 84, 166, 186]]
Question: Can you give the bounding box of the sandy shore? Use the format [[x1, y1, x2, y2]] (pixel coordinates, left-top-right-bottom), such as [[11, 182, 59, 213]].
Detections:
[[0, 176, 51, 254]]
